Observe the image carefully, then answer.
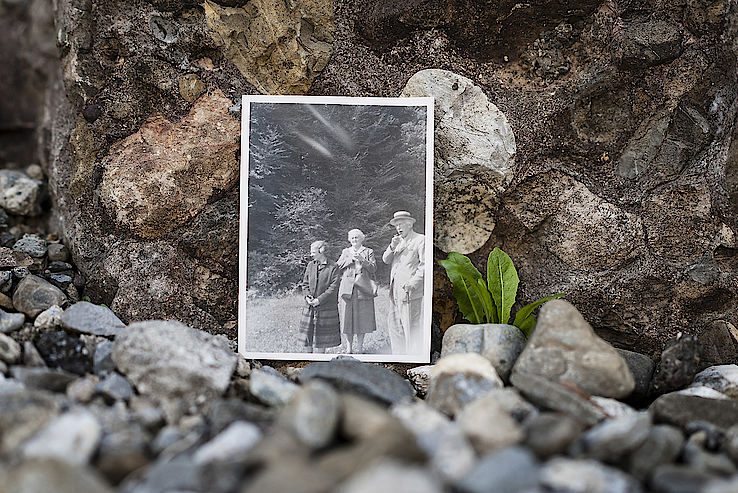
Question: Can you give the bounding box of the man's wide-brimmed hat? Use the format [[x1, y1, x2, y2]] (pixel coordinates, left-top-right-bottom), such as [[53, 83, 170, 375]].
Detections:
[[390, 211, 416, 226]]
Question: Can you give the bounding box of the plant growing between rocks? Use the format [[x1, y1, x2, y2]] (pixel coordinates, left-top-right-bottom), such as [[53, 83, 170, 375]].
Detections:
[[439, 248, 564, 336]]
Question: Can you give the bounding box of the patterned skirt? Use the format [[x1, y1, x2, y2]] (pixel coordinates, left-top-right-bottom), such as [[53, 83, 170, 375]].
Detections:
[[298, 305, 341, 349]]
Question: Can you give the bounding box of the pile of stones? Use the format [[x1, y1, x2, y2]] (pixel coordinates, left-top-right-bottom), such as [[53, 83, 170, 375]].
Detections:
[[2, 295, 738, 493]]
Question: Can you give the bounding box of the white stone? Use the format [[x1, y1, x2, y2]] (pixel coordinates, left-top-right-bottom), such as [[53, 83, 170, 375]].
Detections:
[[338, 460, 442, 493], [406, 365, 433, 396], [249, 367, 298, 407], [457, 393, 524, 453], [193, 421, 262, 464], [34, 305, 64, 330], [690, 365, 738, 400], [591, 396, 638, 418], [441, 324, 526, 380], [401, 69, 516, 253], [541, 458, 641, 493], [21, 408, 101, 465], [675, 386, 731, 400]]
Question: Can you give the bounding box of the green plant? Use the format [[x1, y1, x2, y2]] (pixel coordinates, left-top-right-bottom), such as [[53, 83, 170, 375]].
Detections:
[[438, 248, 564, 337]]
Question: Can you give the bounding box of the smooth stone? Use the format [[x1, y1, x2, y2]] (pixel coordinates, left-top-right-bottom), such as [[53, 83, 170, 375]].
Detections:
[[21, 408, 102, 465], [118, 454, 203, 493], [33, 304, 63, 330], [454, 446, 540, 493], [60, 301, 126, 337], [541, 458, 643, 493], [406, 364, 432, 396], [193, 421, 262, 465], [242, 458, 338, 493], [0, 308, 25, 333], [675, 386, 731, 400], [280, 379, 341, 449], [22, 341, 46, 367], [649, 464, 718, 493], [111, 320, 237, 405], [685, 422, 724, 451], [457, 393, 524, 454], [479, 387, 539, 424], [95, 372, 134, 402], [0, 388, 60, 454], [0, 271, 12, 293], [12, 234, 47, 258], [298, 359, 414, 405], [682, 439, 736, 476], [626, 425, 684, 481], [96, 426, 151, 484], [575, 412, 651, 462], [703, 477, 738, 493], [724, 425, 738, 464], [0, 332, 21, 364], [441, 323, 526, 380], [93, 340, 115, 375], [12, 275, 67, 317], [0, 170, 43, 216], [651, 393, 738, 430], [524, 412, 585, 459], [66, 375, 99, 403], [204, 398, 275, 435], [590, 396, 638, 418], [512, 299, 635, 399], [0, 292, 13, 311], [650, 335, 700, 395], [690, 365, 738, 400], [341, 393, 411, 442], [510, 371, 606, 426], [616, 348, 655, 399], [4, 458, 113, 493], [249, 366, 299, 407], [47, 243, 70, 262], [33, 329, 92, 375], [337, 460, 442, 493], [9, 366, 77, 392], [0, 360, 7, 375], [391, 401, 476, 481], [426, 352, 504, 416]]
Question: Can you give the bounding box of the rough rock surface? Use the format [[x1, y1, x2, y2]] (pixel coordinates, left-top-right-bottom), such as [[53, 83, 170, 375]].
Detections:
[[38, 0, 738, 351], [512, 300, 635, 398]]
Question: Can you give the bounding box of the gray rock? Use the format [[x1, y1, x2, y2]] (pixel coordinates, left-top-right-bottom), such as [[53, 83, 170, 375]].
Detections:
[[0, 308, 25, 333], [0, 248, 32, 269], [93, 340, 115, 375], [242, 458, 338, 493], [4, 458, 114, 493], [0, 332, 21, 364], [626, 425, 684, 482], [61, 301, 125, 337], [96, 426, 151, 484], [0, 270, 12, 293], [250, 366, 299, 407], [649, 464, 717, 493], [281, 379, 341, 449], [0, 170, 43, 216], [690, 365, 738, 400], [401, 69, 516, 253], [95, 372, 134, 402], [724, 425, 738, 464], [524, 412, 585, 459], [47, 243, 70, 262], [675, 386, 731, 400], [298, 358, 414, 405], [616, 348, 655, 399], [406, 364, 432, 396], [703, 477, 738, 493], [0, 360, 7, 375], [479, 387, 539, 424], [21, 408, 102, 465], [617, 19, 683, 69], [651, 335, 700, 395], [682, 439, 736, 476], [576, 412, 651, 462], [441, 323, 526, 381], [66, 375, 99, 403], [457, 393, 524, 454], [590, 396, 639, 418], [118, 454, 203, 493], [391, 401, 476, 481], [651, 393, 738, 430], [9, 366, 77, 392], [426, 353, 503, 416], [338, 461, 442, 493], [193, 420, 262, 464], [0, 388, 60, 454], [33, 304, 63, 330], [541, 458, 642, 493], [512, 299, 635, 399], [12, 275, 67, 317], [12, 234, 46, 258], [111, 320, 237, 405], [204, 398, 275, 435], [455, 446, 540, 493], [22, 341, 46, 367], [510, 371, 606, 426], [341, 393, 410, 442]]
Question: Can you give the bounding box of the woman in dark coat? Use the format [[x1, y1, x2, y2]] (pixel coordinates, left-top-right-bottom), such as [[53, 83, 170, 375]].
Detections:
[[336, 229, 377, 353], [298, 240, 341, 352]]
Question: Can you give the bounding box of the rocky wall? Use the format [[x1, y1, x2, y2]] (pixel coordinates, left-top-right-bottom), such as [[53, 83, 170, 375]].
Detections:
[[43, 0, 738, 357]]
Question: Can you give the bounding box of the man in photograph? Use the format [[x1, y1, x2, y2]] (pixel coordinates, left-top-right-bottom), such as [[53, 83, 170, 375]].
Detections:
[[383, 211, 425, 354]]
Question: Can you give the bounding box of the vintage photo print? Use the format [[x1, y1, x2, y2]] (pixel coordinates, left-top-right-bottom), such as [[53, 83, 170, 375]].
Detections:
[[238, 95, 434, 363]]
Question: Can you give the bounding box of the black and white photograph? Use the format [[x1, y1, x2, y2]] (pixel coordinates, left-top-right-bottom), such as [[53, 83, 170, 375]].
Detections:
[[238, 95, 434, 363]]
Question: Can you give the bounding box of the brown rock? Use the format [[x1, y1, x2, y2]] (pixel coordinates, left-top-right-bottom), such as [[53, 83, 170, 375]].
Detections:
[[178, 74, 206, 103]]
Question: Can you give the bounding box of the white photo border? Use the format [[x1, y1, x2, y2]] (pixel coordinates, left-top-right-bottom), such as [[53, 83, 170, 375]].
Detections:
[[238, 95, 434, 363]]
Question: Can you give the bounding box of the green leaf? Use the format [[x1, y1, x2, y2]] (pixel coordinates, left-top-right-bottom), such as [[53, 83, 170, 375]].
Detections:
[[512, 293, 566, 336], [475, 278, 496, 324], [439, 252, 487, 324], [486, 248, 520, 324]]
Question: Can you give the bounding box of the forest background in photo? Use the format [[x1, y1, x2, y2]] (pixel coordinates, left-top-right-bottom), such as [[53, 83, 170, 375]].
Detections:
[[246, 102, 428, 296]]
